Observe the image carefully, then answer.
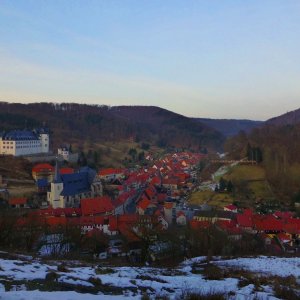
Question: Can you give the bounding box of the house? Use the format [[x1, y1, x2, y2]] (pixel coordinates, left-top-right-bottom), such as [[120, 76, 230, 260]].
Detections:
[[99, 168, 124, 181], [176, 211, 187, 226], [253, 215, 283, 233], [163, 202, 175, 224], [47, 164, 103, 209], [193, 211, 236, 224], [224, 204, 238, 213], [0, 128, 49, 156], [32, 163, 55, 181], [162, 179, 178, 191], [9, 197, 29, 208], [136, 197, 156, 215]]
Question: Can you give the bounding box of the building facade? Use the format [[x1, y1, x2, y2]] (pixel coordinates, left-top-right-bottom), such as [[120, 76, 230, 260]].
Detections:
[[0, 129, 49, 156]]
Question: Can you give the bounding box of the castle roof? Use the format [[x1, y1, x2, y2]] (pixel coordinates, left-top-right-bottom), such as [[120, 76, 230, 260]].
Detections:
[[2, 130, 39, 141]]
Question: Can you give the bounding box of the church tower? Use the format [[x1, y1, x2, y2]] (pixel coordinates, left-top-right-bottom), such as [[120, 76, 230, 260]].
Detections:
[[47, 160, 64, 208]]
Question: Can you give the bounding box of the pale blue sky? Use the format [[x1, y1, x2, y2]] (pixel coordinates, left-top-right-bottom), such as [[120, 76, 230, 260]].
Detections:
[[1, 0, 300, 120]]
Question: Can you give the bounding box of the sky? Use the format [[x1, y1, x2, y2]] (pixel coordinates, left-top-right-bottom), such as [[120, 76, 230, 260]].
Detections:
[[0, 0, 300, 120]]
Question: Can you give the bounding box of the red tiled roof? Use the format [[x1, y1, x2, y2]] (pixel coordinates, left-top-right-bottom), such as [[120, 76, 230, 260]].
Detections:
[[224, 204, 237, 211], [150, 176, 161, 185], [273, 211, 294, 220], [46, 216, 67, 227], [80, 216, 105, 225], [99, 168, 124, 176], [243, 208, 253, 216], [237, 213, 253, 228], [32, 163, 54, 173], [277, 232, 291, 242], [108, 216, 118, 231], [190, 220, 211, 230], [145, 186, 156, 199], [253, 215, 283, 232], [81, 196, 114, 216], [60, 167, 74, 175], [137, 198, 151, 211], [9, 198, 27, 206], [157, 193, 167, 202]]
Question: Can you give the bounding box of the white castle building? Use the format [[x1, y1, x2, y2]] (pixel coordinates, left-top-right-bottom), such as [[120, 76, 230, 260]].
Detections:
[[0, 129, 49, 156]]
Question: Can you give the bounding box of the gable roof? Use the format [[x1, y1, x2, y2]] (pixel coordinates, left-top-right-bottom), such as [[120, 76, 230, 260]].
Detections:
[[81, 196, 114, 216], [32, 163, 54, 173], [60, 172, 91, 196]]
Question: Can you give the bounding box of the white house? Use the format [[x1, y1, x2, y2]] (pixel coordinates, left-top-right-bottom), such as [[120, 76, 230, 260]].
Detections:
[[0, 129, 49, 156]]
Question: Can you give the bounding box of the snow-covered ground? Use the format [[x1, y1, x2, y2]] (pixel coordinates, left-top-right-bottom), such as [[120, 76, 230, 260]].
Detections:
[[0, 254, 299, 299]]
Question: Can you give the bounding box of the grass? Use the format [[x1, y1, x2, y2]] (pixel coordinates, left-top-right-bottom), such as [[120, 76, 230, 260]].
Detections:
[[189, 165, 275, 209], [224, 165, 266, 182], [188, 190, 234, 208], [80, 140, 164, 168]]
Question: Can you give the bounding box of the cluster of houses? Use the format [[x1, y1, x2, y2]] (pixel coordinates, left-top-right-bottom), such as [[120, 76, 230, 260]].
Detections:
[[191, 205, 300, 253], [7, 150, 300, 256], [8, 152, 204, 256]]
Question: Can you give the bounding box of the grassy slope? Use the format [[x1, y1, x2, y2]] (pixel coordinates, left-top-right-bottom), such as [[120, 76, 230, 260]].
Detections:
[[189, 165, 277, 209], [189, 190, 234, 208]]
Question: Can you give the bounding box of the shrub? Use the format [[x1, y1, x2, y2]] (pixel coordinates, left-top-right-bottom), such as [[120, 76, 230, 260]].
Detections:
[[88, 276, 102, 287], [202, 264, 224, 280], [273, 283, 299, 300], [57, 263, 69, 273], [45, 272, 59, 282]]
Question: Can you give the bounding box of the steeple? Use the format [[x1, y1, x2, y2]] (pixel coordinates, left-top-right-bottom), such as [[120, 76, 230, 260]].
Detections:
[[54, 158, 62, 183]]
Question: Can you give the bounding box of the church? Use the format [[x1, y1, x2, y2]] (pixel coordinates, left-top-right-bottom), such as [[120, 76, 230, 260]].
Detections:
[[47, 163, 103, 209]]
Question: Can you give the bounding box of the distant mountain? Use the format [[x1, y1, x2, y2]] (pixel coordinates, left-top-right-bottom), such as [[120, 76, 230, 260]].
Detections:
[[194, 118, 263, 137], [266, 108, 300, 126], [0, 102, 224, 151]]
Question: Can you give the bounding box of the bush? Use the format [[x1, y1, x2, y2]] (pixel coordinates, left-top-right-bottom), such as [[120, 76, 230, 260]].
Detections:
[[57, 263, 69, 273], [273, 283, 298, 300], [45, 272, 59, 282], [202, 264, 224, 280], [88, 276, 102, 287]]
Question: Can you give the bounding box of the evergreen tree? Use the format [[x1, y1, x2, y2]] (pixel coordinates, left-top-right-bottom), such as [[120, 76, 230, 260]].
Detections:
[[219, 177, 227, 192], [227, 180, 234, 193]]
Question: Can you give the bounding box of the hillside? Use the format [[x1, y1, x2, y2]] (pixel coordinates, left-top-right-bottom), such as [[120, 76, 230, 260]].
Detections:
[[266, 107, 300, 126], [0, 252, 299, 299], [0, 102, 224, 152], [224, 107, 300, 204], [195, 118, 263, 137]]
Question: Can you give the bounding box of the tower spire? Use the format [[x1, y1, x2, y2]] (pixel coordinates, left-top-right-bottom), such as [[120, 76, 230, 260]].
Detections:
[[54, 158, 62, 183]]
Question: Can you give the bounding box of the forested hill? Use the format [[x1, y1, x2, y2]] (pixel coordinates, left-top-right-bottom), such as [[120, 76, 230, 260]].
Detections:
[[224, 107, 300, 202], [266, 107, 300, 126], [0, 102, 224, 151], [195, 118, 263, 137]]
